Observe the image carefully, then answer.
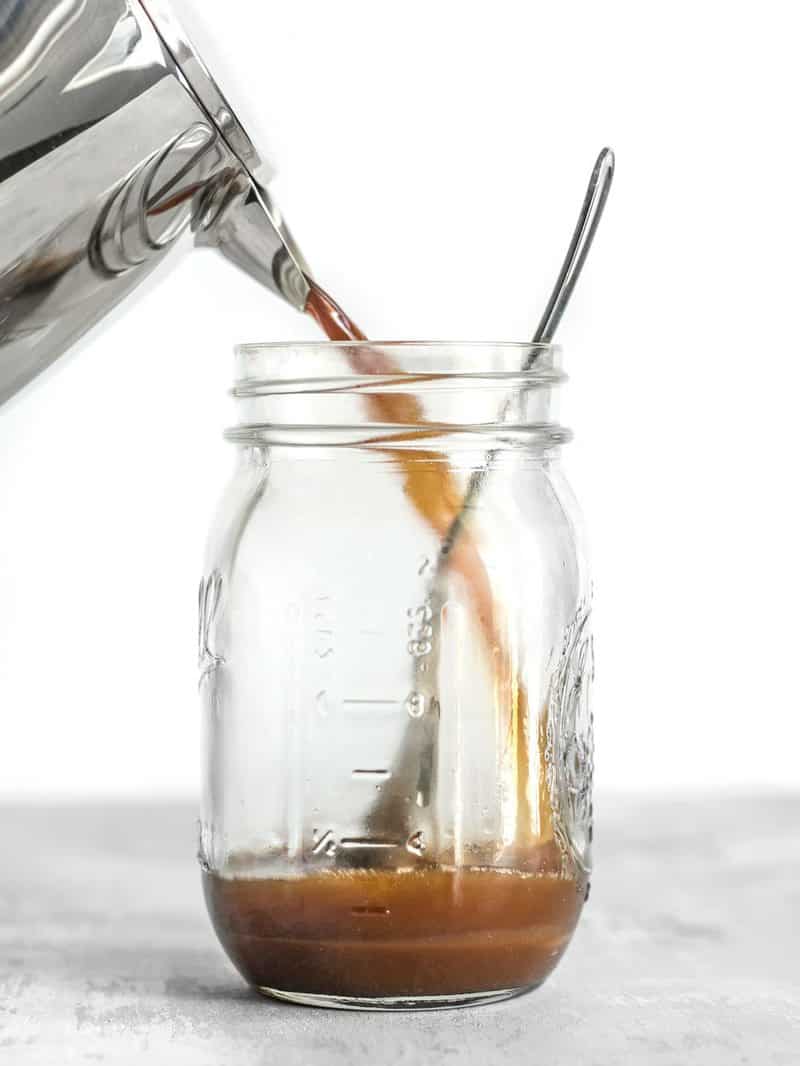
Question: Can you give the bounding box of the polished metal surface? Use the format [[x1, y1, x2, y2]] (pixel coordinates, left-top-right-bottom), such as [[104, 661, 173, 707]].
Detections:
[[0, 0, 309, 407]]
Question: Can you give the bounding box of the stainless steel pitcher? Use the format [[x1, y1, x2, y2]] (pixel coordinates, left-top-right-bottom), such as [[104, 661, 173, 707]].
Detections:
[[0, 0, 311, 406]]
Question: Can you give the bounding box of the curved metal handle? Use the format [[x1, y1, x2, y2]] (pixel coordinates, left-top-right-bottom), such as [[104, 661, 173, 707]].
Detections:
[[438, 147, 616, 552], [530, 147, 615, 355]]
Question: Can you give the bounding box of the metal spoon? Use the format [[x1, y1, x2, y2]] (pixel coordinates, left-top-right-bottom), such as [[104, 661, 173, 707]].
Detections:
[[531, 146, 615, 349], [352, 149, 616, 866], [440, 146, 616, 559]]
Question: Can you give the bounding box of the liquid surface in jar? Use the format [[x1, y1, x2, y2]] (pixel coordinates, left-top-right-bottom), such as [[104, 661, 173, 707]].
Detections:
[[203, 864, 586, 999]]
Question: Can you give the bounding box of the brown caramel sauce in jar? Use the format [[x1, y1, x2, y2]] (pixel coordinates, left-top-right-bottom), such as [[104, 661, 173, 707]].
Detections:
[[204, 852, 586, 1004]]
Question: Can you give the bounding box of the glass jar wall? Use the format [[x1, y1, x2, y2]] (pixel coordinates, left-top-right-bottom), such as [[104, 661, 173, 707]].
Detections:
[[199, 342, 594, 1010]]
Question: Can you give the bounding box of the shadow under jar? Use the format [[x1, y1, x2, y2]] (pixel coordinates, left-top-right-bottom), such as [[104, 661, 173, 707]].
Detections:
[[199, 342, 594, 1010]]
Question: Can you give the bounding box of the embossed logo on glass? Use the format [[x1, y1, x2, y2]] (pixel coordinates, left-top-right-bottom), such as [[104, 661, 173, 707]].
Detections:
[[198, 570, 225, 685], [546, 598, 594, 874]]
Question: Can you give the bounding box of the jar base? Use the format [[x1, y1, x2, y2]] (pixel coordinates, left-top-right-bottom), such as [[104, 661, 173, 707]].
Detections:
[[256, 984, 538, 1012]]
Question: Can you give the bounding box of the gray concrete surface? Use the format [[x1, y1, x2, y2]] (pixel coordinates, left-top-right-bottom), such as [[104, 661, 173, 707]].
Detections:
[[1, 794, 798, 1064]]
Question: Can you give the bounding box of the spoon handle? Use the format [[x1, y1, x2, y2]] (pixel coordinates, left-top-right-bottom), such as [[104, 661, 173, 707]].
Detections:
[[530, 147, 615, 354], [439, 147, 615, 557], [365, 150, 617, 849]]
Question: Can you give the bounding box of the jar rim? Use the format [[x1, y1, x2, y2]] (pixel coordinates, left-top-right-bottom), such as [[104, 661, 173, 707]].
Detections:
[[229, 343, 568, 448], [236, 341, 560, 353], [233, 342, 564, 396]]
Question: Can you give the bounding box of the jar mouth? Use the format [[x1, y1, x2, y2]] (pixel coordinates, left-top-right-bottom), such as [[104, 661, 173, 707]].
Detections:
[[233, 342, 564, 396], [236, 340, 557, 351], [229, 342, 568, 448]]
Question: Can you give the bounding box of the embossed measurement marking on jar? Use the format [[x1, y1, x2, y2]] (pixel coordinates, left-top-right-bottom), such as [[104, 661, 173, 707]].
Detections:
[[311, 830, 338, 857], [312, 594, 335, 659], [312, 830, 427, 858], [340, 837, 401, 851], [339, 695, 432, 719], [341, 698, 401, 712], [307, 564, 440, 866]]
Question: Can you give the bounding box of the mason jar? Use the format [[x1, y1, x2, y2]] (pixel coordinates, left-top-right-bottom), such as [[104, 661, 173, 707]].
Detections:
[[199, 342, 594, 1010]]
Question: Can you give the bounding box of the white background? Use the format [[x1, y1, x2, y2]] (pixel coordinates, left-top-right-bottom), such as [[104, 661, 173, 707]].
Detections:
[[1, 0, 798, 798]]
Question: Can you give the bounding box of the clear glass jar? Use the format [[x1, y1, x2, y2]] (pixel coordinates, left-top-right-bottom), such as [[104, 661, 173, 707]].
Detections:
[[199, 342, 594, 1010]]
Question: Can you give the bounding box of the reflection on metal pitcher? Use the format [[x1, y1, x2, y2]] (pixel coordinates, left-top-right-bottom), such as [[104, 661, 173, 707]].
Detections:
[[0, 0, 310, 407]]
